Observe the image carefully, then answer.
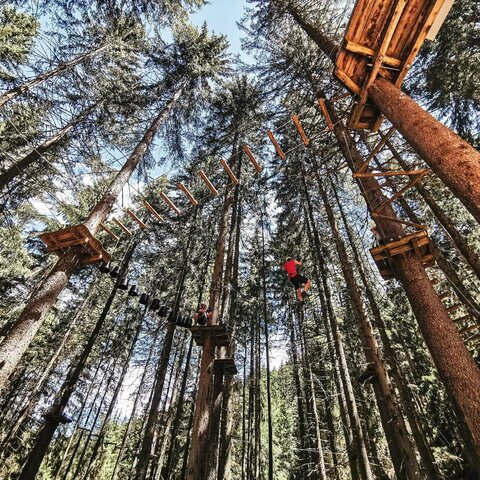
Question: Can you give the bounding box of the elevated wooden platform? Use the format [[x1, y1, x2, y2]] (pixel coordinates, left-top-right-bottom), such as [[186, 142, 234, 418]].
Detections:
[[335, 0, 448, 130], [40, 224, 110, 265], [214, 358, 238, 375], [190, 324, 231, 347], [370, 230, 434, 280]]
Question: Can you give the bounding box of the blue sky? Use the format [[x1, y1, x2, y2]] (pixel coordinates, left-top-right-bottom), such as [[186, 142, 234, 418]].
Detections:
[[190, 0, 250, 61]]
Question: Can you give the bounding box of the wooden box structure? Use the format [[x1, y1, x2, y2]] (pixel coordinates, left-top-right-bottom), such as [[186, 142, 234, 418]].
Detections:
[[214, 358, 238, 375], [190, 324, 231, 347], [370, 230, 434, 280], [335, 0, 450, 130], [40, 224, 110, 265]]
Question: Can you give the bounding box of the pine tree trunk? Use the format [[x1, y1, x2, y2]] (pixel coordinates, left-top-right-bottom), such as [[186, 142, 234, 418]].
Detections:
[[0, 45, 108, 109], [325, 100, 480, 470], [18, 242, 136, 480], [0, 86, 183, 395], [302, 203, 372, 480], [288, 308, 311, 478], [0, 105, 96, 190], [135, 208, 198, 480], [285, 2, 480, 222], [185, 180, 234, 480], [333, 184, 441, 480], [315, 175, 422, 480]]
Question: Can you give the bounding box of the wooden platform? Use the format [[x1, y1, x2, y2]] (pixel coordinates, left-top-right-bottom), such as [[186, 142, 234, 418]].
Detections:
[[190, 325, 231, 347], [214, 358, 238, 375], [335, 0, 448, 130], [370, 230, 434, 280], [40, 224, 111, 265]]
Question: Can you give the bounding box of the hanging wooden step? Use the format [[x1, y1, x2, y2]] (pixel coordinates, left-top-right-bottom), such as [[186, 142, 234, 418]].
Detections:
[[267, 130, 286, 160], [190, 324, 231, 347], [335, 0, 448, 130], [370, 230, 434, 280], [40, 224, 111, 265], [214, 358, 238, 375], [291, 114, 309, 145]]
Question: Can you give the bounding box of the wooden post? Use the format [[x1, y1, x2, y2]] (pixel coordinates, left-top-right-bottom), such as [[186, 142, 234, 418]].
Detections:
[[220, 159, 239, 185], [242, 145, 262, 173], [179, 182, 198, 206], [113, 218, 133, 236], [160, 192, 181, 215], [127, 210, 148, 229], [317, 99, 334, 131], [266, 130, 286, 159], [198, 170, 219, 196], [100, 223, 119, 241], [143, 200, 164, 223], [291, 114, 310, 145]]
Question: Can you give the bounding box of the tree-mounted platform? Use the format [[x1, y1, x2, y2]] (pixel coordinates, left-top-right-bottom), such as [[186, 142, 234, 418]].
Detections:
[[335, 0, 452, 130], [40, 224, 111, 265], [213, 358, 238, 375], [370, 230, 434, 280], [190, 324, 231, 347]]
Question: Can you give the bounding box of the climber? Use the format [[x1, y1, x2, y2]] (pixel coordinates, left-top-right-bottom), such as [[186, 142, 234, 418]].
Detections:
[[370, 222, 383, 245], [283, 257, 311, 302], [193, 303, 213, 326]]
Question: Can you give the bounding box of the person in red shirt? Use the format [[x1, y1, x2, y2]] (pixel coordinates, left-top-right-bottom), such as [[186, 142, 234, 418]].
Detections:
[[283, 257, 311, 302]]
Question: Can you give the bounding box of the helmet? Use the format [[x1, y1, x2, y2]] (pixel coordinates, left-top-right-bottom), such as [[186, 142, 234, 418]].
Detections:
[[286, 257, 292, 262]]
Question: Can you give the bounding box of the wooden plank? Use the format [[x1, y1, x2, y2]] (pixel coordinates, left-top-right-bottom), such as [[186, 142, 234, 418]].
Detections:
[[291, 114, 309, 145], [426, 0, 454, 41], [460, 324, 480, 335], [113, 217, 133, 236], [143, 200, 164, 223], [344, 40, 401, 67], [160, 192, 181, 215], [198, 170, 219, 196], [317, 98, 334, 131], [46, 237, 88, 252], [242, 145, 262, 173], [100, 223, 119, 241], [266, 131, 286, 160], [330, 92, 351, 103], [178, 182, 198, 206], [220, 159, 239, 184], [127, 209, 148, 229]]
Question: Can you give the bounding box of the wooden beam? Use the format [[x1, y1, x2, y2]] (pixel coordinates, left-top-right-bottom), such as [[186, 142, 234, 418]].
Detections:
[[113, 217, 133, 236], [242, 145, 262, 173], [178, 182, 198, 206], [356, 125, 397, 174], [291, 114, 309, 145], [266, 130, 286, 160], [344, 40, 401, 68], [334, 68, 362, 95], [330, 92, 352, 103], [220, 159, 239, 185], [100, 223, 119, 241], [160, 192, 181, 215], [143, 200, 164, 223], [198, 170, 219, 196], [317, 98, 334, 131], [127, 209, 148, 229]]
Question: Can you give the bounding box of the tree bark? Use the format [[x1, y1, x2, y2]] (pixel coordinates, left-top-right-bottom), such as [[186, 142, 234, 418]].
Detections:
[[285, 2, 480, 222], [18, 241, 136, 480], [185, 179, 234, 480], [324, 100, 480, 470], [0, 86, 183, 395]]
